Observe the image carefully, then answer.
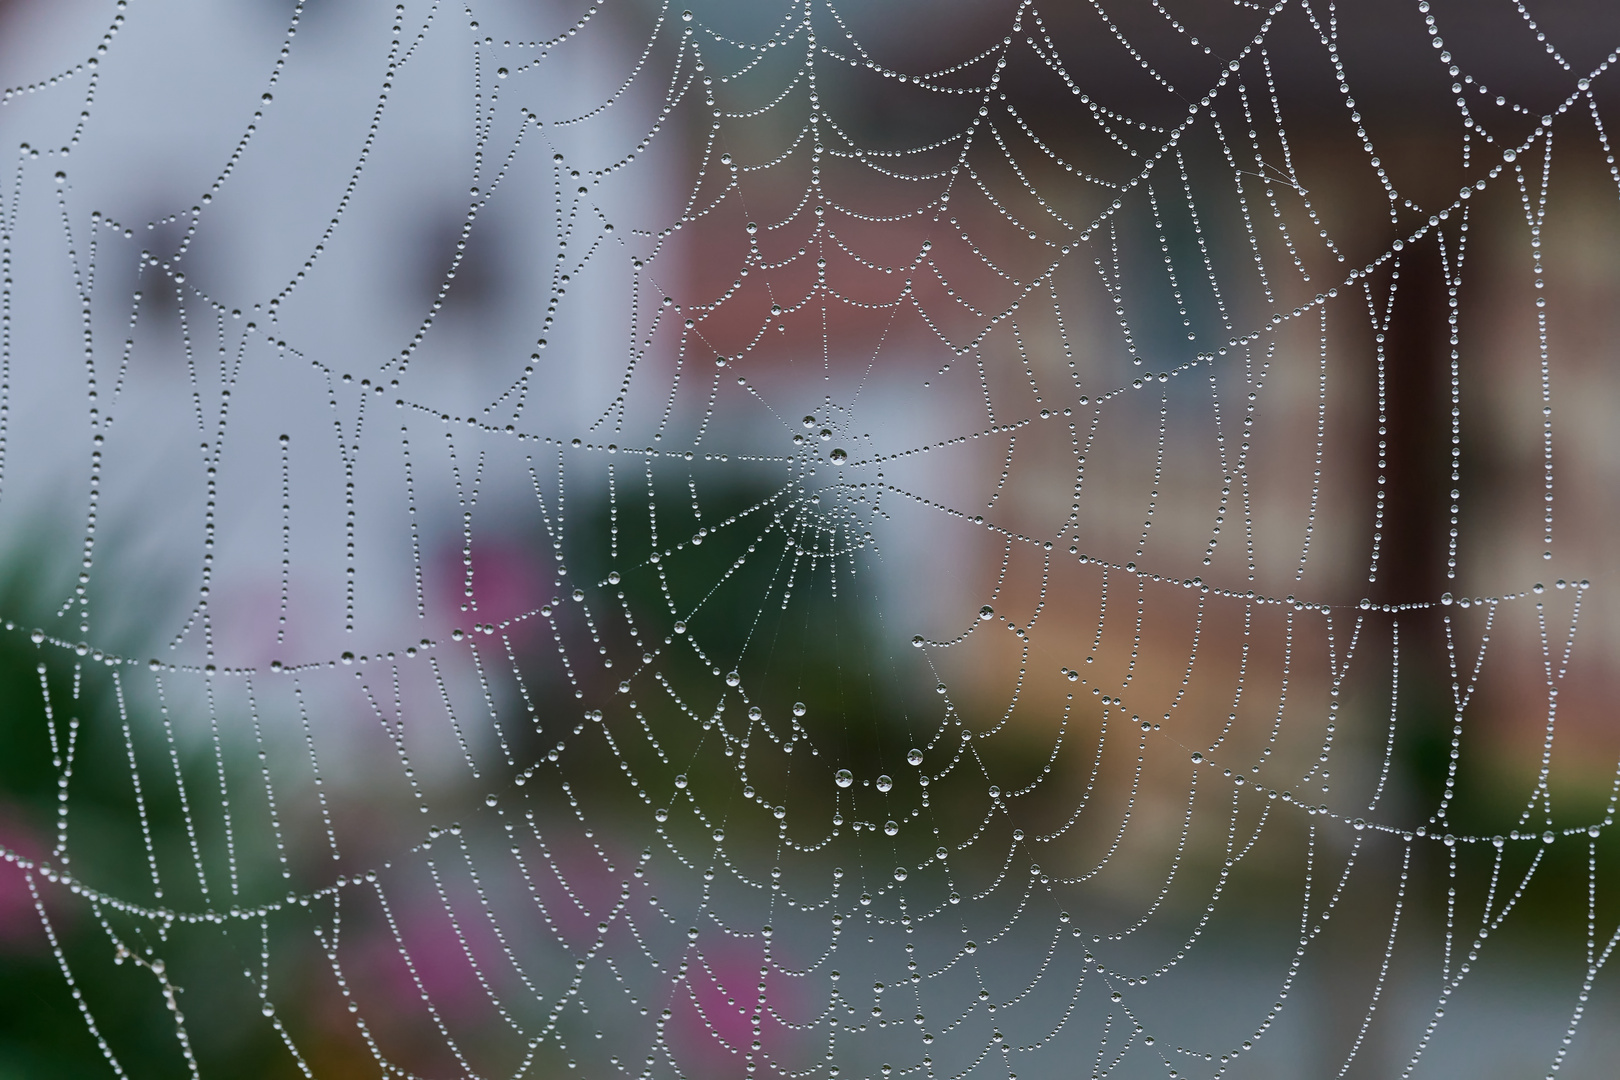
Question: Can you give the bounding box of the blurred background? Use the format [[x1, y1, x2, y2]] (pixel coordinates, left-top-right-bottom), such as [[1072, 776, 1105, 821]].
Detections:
[[3, 0, 1620, 1077]]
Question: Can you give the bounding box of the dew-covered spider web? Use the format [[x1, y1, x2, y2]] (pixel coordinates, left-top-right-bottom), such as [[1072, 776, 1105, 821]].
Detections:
[[5, 0, 1620, 1077]]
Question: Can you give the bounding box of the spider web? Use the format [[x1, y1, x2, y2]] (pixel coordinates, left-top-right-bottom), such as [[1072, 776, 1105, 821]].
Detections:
[[2, 0, 1620, 1078]]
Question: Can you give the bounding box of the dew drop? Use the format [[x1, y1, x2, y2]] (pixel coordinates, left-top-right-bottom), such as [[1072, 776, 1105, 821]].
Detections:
[[907, 748, 923, 766], [876, 775, 893, 792], [979, 605, 994, 620], [830, 448, 847, 462], [835, 769, 854, 788]]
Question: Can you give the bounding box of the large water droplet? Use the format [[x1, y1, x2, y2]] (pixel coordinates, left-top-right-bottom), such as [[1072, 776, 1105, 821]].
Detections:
[[835, 769, 853, 788], [726, 670, 741, 687], [979, 605, 995, 620], [907, 748, 923, 766], [875, 775, 893, 792], [829, 448, 847, 462]]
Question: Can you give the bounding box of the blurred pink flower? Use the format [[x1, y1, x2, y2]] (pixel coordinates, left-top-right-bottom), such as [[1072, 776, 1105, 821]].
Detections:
[[0, 805, 48, 952]]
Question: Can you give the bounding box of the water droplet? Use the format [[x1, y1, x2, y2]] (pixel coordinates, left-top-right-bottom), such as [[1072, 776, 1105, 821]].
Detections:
[[497, 67, 508, 78], [912, 635, 925, 647], [572, 588, 585, 602], [726, 670, 741, 687], [1190, 751, 1203, 763], [907, 748, 923, 766], [608, 570, 621, 584], [876, 774, 893, 792], [674, 774, 688, 789], [682, 9, 693, 20], [893, 867, 908, 882], [979, 605, 995, 620], [674, 621, 687, 634], [830, 448, 847, 462], [341, 651, 354, 665], [793, 701, 807, 716], [884, 820, 898, 835], [835, 769, 854, 788], [747, 706, 762, 720]]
